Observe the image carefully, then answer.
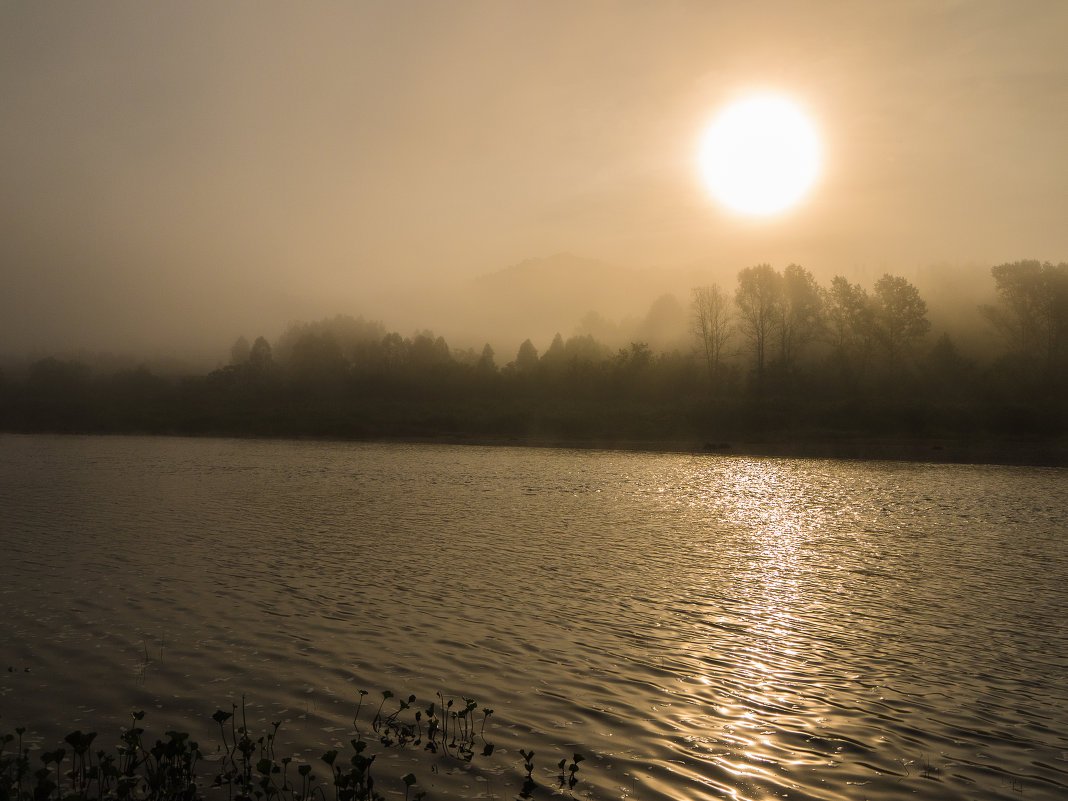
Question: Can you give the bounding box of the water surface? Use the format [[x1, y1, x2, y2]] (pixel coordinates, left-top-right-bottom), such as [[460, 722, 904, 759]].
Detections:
[[1, 434, 1066, 800]]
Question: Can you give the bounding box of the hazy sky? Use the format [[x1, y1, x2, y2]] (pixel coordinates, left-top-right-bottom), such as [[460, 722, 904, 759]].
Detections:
[[2, 1, 1067, 359]]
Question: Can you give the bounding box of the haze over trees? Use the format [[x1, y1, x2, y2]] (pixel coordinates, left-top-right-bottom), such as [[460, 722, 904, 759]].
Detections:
[[0, 261, 1064, 460], [982, 260, 1068, 388]]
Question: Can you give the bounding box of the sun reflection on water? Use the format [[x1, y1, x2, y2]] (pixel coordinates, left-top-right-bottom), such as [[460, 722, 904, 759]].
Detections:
[[671, 458, 859, 799]]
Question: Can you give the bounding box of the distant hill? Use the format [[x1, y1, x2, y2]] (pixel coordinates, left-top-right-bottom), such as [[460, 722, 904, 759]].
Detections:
[[376, 252, 728, 358], [456, 253, 689, 352]]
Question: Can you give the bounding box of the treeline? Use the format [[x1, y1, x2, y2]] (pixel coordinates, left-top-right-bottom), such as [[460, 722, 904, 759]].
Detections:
[[1, 260, 1065, 454]]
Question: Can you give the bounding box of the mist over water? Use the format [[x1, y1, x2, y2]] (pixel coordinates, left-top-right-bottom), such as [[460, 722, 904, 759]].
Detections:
[[1, 434, 1066, 800]]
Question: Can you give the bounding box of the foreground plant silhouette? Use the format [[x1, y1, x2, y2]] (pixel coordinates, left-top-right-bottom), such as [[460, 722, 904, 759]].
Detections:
[[0, 692, 583, 801]]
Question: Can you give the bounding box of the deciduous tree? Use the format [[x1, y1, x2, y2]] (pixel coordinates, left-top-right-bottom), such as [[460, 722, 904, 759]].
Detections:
[[248, 336, 273, 372], [691, 284, 733, 382], [735, 264, 781, 378], [776, 264, 823, 373], [871, 274, 930, 370], [825, 276, 873, 378], [983, 260, 1068, 383]]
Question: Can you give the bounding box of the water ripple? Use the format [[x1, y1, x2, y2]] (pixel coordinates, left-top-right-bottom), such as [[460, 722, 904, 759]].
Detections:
[[1, 435, 1066, 800]]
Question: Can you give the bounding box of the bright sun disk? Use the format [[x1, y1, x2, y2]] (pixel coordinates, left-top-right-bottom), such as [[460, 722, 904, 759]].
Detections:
[[698, 94, 822, 217]]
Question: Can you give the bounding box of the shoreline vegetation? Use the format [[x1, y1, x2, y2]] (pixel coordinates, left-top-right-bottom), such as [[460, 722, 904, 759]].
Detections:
[[1, 261, 1065, 467], [0, 691, 575, 801]]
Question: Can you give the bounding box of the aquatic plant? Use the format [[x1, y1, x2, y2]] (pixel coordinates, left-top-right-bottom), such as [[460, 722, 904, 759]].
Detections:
[[516, 750, 536, 800], [557, 754, 583, 791], [0, 690, 585, 801]]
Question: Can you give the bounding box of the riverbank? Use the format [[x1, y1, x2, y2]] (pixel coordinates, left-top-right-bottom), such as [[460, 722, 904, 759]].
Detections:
[[4, 424, 1066, 467], [4, 352, 1066, 468], [375, 431, 1068, 467]]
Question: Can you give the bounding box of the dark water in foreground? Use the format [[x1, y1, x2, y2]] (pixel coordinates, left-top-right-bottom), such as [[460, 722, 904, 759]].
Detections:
[[1, 433, 1066, 800]]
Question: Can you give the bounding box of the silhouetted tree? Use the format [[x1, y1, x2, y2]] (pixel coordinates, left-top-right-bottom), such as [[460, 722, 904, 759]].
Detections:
[[576, 311, 619, 346], [409, 331, 451, 369], [27, 357, 89, 395], [563, 334, 606, 365], [541, 333, 566, 367], [476, 343, 497, 373], [825, 276, 873, 383], [275, 315, 386, 366], [776, 264, 823, 373], [826, 277, 871, 351], [983, 260, 1068, 385], [290, 332, 346, 382], [871, 274, 930, 372], [735, 264, 781, 378], [514, 339, 539, 373], [230, 335, 250, 365], [637, 294, 687, 351], [691, 284, 733, 383], [614, 342, 652, 371], [379, 332, 408, 372], [249, 336, 273, 373]]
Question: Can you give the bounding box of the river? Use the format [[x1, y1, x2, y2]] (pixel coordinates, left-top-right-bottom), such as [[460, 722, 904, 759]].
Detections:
[[1, 433, 1065, 800]]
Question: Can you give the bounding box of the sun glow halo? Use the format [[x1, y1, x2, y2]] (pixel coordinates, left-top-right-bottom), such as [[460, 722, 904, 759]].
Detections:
[[698, 94, 822, 217]]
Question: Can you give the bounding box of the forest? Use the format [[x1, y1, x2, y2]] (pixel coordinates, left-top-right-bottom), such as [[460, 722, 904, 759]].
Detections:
[[1, 260, 1065, 463]]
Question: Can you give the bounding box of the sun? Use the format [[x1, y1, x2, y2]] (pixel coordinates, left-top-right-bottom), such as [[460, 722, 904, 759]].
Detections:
[[698, 93, 822, 217]]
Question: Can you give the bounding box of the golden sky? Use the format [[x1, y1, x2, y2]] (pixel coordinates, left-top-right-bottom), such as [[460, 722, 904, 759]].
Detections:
[[1, 1, 1067, 357]]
